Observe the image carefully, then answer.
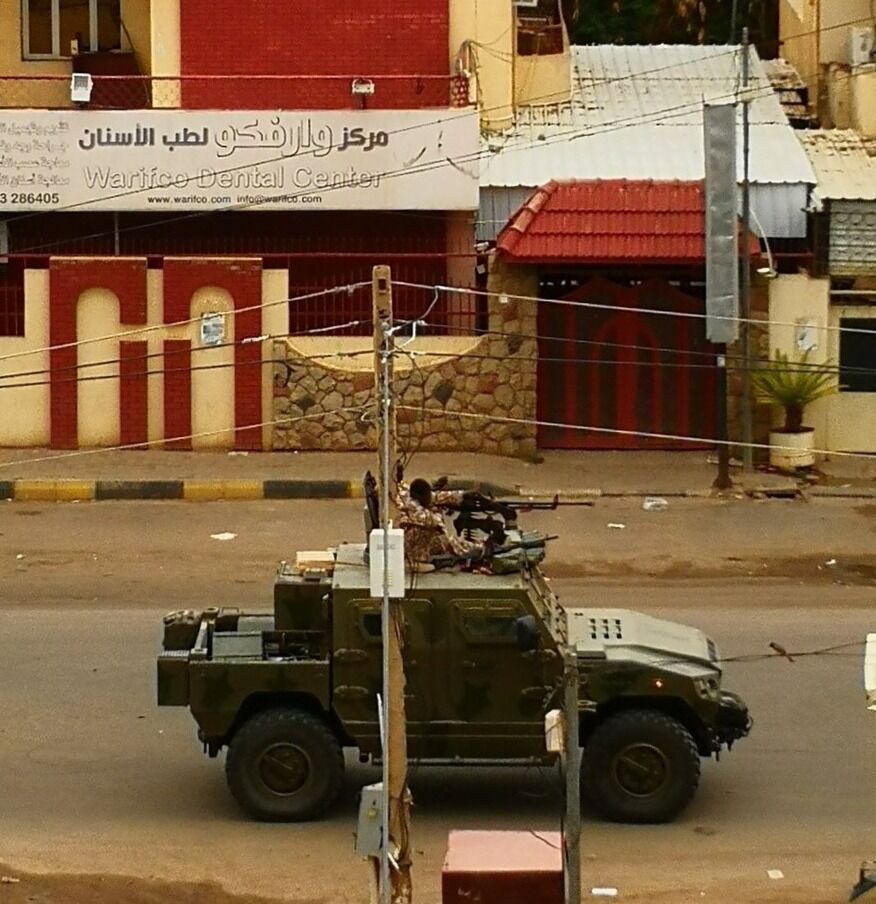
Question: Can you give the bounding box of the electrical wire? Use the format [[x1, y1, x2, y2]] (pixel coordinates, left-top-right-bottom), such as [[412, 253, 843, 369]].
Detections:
[[0, 405, 369, 470], [0, 283, 370, 364], [395, 405, 876, 460], [396, 281, 876, 338], [1, 37, 844, 255]]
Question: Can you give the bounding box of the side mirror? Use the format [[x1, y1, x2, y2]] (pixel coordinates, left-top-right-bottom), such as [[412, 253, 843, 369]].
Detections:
[[516, 615, 540, 653]]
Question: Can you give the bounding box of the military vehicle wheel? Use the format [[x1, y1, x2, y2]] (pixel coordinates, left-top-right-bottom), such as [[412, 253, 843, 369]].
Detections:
[[581, 710, 700, 824], [226, 708, 343, 822]]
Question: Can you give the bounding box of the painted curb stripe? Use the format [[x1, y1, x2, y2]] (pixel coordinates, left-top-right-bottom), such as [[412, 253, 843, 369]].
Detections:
[[95, 480, 184, 500], [263, 479, 350, 499]]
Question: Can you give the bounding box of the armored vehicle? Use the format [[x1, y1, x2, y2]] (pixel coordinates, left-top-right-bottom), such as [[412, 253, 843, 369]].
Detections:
[[158, 535, 751, 825]]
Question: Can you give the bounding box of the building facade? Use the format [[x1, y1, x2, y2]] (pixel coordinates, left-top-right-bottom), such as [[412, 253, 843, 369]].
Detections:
[[0, 0, 573, 452]]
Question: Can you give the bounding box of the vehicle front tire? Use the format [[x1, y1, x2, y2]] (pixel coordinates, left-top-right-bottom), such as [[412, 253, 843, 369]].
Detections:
[[581, 709, 700, 824], [226, 707, 344, 822]]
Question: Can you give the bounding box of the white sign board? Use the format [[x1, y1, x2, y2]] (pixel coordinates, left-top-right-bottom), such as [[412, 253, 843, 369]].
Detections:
[[199, 312, 226, 347], [0, 109, 480, 212]]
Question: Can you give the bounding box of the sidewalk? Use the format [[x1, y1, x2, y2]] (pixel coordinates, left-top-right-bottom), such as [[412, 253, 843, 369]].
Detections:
[[0, 448, 873, 501]]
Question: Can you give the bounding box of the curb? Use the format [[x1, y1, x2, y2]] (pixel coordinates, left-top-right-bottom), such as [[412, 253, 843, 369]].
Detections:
[[1, 479, 873, 503], [0, 478, 522, 503]]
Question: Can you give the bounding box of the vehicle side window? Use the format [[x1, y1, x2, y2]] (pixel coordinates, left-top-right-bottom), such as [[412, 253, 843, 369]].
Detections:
[[361, 612, 381, 640], [455, 601, 522, 645]]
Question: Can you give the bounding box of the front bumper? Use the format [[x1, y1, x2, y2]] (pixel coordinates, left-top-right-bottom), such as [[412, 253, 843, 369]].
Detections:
[[714, 690, 752, 749]]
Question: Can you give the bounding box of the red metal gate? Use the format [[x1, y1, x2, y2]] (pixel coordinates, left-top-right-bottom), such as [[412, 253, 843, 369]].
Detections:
[[537, 277, 717, 450]]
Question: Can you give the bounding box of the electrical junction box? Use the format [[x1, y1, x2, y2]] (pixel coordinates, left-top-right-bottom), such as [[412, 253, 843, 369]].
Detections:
[[369, 528, 406, 598], [355, 782, 384, 857]]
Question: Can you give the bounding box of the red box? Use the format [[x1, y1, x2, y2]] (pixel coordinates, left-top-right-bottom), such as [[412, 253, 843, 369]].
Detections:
[[442, 830, 564, 904]]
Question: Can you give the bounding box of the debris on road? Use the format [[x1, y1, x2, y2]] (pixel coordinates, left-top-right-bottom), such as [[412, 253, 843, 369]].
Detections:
[[591, 889, 618, 897], [1, 876, 21, 884], [15, 554, 24, 560], [826, 558, 837, 566], [766, 869, 784, 880], [607, 523, 626, 530], [210, 532, 237, 542], [642, 497, 669, 512]]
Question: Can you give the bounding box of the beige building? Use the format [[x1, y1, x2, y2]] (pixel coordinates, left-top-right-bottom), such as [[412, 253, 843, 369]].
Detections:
[[0, 0, 571, 452], [779, 0, 876, 136]]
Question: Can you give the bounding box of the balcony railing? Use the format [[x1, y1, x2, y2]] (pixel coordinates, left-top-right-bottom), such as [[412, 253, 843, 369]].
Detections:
[[0, 74, 472, 111]]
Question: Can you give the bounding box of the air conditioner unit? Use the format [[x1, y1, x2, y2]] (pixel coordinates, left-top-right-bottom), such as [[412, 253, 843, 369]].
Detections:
[[70, 72, 93, 104], [849, 26, 875, 68]]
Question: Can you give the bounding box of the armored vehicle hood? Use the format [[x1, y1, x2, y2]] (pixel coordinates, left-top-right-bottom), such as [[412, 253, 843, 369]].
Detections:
[[568, 609, 718, 673]]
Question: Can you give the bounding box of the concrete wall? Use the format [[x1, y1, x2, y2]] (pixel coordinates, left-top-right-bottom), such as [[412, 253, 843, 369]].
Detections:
[[767, 272, 832, 450], [121, 0, 153, 75], [826, 303, 876, 452], [149, 0, 179, 107], [0, 270, 51, 446], [450, 0, 515, 132], [0, 1, 70, 107], [0, 263, 285, 450], [780, 0, 874, 125]]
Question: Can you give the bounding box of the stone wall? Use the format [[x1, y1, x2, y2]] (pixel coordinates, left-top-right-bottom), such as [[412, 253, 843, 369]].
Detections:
[[272, 257, 540, 458]]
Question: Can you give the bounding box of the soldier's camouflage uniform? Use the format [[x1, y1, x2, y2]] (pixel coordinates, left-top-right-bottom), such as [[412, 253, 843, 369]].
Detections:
[[393, 481, 483, 564]]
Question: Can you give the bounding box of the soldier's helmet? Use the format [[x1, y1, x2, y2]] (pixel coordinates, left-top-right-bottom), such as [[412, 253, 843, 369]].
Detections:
[[409, 478, 432, 508]]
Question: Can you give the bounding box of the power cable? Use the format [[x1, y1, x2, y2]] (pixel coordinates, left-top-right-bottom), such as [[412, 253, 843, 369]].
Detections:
[[396, 281, 876, 338], [1, 39, 837, 254], [0, 405, 369, 470], [395, 405, 876, 461], [0, 283, 370, 364]]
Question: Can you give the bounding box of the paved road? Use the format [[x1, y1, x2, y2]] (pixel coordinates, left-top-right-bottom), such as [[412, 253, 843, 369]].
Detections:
[[0, 501, 874, 903]]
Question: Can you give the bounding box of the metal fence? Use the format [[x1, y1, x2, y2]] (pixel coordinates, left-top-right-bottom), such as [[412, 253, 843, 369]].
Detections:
[[0, 74, 471, 110]]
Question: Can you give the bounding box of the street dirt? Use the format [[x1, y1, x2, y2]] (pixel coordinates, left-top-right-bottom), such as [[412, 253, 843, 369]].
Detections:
[[0, 498, 874, 903], [0, 866, 304, 904]]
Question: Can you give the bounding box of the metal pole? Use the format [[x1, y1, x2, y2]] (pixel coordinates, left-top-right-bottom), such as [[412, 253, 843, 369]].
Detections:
[[563, 648, 581, 904], [730, 0, 739, 43], [713, 347, 732, 490], [740, 28, 754, 471]]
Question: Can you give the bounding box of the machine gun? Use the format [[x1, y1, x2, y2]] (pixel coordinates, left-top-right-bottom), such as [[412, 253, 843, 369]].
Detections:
[[450, 492, 562, 543]]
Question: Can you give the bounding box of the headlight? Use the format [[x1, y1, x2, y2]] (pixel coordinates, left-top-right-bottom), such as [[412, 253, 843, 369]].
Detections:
[[694, 675, 721, 700]]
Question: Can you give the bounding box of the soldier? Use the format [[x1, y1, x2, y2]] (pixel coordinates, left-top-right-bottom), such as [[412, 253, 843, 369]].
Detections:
[[393, 477, 489, 566]]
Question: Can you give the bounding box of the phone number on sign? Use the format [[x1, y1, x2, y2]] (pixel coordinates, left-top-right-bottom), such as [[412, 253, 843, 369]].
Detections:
[[0, 192, 61, 205]]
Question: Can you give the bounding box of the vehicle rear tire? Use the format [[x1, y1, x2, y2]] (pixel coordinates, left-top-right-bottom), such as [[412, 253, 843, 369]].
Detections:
[[226, 708, 343, 822], [581, 709, 700, 824]]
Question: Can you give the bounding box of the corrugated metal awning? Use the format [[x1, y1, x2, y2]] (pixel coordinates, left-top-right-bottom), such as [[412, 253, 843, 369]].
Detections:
[[478, 44, 815, 239]]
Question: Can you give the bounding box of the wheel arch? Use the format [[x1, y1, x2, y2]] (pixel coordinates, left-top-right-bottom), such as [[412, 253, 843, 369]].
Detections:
[[217, 692, 352, 752], [581, 696, 711, 756]]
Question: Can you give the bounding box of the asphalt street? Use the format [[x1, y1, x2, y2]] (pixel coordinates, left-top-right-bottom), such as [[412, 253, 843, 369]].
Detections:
[[0, 500, 874, 903]]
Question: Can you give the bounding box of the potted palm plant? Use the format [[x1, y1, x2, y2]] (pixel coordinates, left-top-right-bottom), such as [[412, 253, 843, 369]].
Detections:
[[751, 350, 838, 470]]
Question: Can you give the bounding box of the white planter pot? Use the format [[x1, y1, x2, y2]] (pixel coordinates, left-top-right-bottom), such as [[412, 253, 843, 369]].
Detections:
[[769, 429, 816, 470]]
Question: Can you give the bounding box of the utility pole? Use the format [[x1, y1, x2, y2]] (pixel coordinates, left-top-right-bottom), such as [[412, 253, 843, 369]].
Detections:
[[372, 266, 413, 904], [563, 648, 581, 904], [740, 28, 754, 471]]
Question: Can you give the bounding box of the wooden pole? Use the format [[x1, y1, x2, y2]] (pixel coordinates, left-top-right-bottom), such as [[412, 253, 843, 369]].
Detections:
[[563, 647, 581, 904], [372, 266, 412, 904]]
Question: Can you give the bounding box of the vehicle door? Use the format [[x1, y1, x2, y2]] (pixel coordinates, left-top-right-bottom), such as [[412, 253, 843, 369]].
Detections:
[[331, 597, 432, 756], [446, 598, 557, 758]]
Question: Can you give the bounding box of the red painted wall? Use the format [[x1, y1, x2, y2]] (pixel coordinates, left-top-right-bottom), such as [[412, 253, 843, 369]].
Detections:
[[180, 0, 450, 109]]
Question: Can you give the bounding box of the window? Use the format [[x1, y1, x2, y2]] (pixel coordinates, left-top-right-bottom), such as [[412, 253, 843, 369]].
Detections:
[[23, 0, 120, 59], [839, 318, 876, 393], [456, 601, 523, 645]]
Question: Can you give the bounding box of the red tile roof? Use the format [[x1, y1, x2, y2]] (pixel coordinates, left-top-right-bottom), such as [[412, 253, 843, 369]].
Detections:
[[497, 180, 759, 264]]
